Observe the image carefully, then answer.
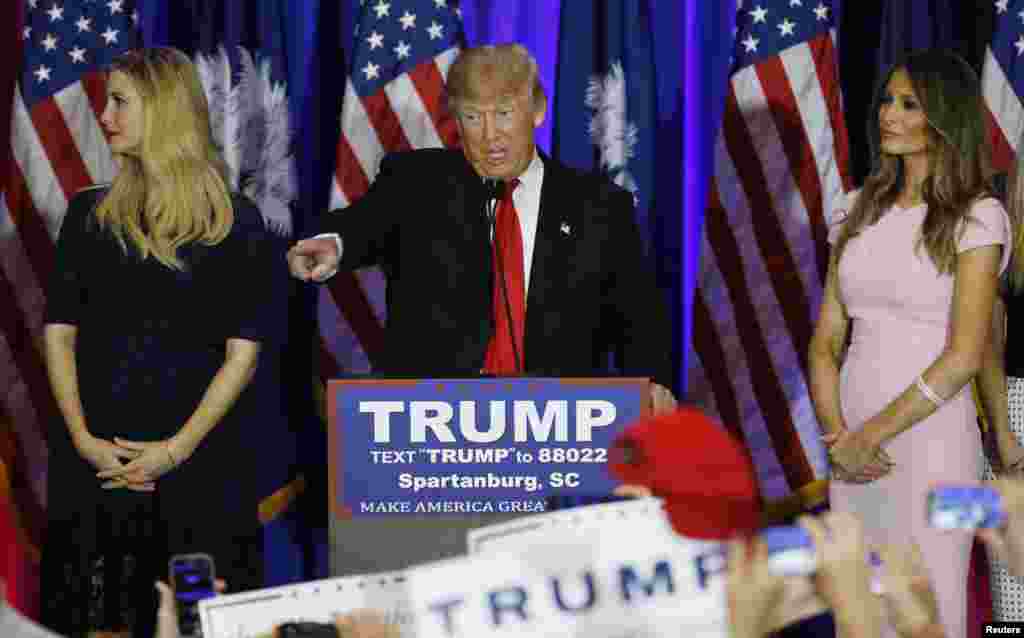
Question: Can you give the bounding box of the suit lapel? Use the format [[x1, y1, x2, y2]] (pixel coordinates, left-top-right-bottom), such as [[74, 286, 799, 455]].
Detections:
[[447, 153, 495, 365], [526, 156, 580, 361], [447, 154, 492, 252]]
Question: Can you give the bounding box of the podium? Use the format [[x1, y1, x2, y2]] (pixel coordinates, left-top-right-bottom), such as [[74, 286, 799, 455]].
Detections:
[[327, 377, 649, 576]]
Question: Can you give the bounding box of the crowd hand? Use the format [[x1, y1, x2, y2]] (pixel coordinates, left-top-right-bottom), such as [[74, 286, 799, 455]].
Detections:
[[977, 478, 1024, 578], [762, 575, 829, 634], [95, 437, 184, 489], [155, 579, 227, 638], [726, 536, 787, 638], [725, 537, 829, 636], [612, 484, 653, 499], [876, 543, 943, 638], [649, 383, 678, 415], [798, 512, 883, 636], [333, 610, 402, 638], [823, 429, 892, 483], [287, 237, 339, 282]]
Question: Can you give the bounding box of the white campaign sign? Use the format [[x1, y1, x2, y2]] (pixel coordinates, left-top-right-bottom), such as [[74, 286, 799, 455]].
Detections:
[[472, 498, 828, 635], [197, 569, 412, 638], [466, 496, 675, 554], [409, 498, 730, 638], [198, 499, 734, 638]]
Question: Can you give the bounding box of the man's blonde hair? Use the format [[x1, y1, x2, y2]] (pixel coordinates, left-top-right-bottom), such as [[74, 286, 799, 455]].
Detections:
[[446, 44, 546, 112]]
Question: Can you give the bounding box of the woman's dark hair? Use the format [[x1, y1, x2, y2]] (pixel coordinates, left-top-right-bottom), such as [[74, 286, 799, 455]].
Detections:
[[833, 49, 994, 275]]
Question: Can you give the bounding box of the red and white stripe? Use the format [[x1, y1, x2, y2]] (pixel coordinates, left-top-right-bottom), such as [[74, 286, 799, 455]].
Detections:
[[983, 46, 1023, 173], [320, 49, 460, 376], [1, 61, 113, 574], [688, 30, 852, 504]]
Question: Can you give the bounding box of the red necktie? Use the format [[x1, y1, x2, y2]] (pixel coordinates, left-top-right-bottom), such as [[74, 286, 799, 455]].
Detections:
[[483, 178, 525, 375]]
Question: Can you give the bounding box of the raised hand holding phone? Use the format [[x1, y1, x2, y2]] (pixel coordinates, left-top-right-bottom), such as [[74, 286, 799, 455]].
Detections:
[[973, 479, 1024, 580], [168, 553, 217, 638], [156, 575, 227, 638]]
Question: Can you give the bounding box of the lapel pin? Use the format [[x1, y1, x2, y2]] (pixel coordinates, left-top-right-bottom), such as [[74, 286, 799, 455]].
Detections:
[[560, 222, 571, 236]]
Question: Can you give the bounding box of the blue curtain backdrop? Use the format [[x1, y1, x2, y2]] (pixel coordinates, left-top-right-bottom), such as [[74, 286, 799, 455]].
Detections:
[[877, 0, 955, 72], [134, 0, 737, 580]]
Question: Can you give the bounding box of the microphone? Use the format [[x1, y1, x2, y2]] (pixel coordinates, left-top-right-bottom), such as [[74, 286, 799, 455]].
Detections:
[[480, 176, 522, 376], [482, 177, 505, 219]]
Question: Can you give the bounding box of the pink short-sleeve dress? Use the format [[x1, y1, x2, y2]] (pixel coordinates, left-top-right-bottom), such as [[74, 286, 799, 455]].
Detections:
[[828, 193, 1010, 638]]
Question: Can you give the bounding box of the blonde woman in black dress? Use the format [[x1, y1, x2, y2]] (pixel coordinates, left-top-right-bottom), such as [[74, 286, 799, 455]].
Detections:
[[41, 47, 276, 637]]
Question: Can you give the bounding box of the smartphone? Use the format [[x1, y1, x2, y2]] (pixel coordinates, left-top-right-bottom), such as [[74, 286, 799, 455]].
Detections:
[[276, 622, 341, 638], [761, 525, 817, 577], [759, 525, 884, 593], [169, 553, 216, 637], [927, 485, 1006, 530]]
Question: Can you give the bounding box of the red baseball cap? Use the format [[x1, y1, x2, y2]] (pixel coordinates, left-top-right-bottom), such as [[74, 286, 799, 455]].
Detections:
[[608, 406, 762, 540]]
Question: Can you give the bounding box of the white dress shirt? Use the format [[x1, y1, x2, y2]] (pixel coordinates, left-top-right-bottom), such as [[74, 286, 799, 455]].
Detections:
[[315, 151, 546, 292], [504, 151, 544, 294]]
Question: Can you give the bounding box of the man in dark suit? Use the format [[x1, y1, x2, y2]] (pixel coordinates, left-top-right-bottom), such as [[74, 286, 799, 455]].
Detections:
[[288, 43, 676, 412]]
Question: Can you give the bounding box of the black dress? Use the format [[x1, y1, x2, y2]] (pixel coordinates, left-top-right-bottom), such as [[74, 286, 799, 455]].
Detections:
[[40, 187, 277, 637]]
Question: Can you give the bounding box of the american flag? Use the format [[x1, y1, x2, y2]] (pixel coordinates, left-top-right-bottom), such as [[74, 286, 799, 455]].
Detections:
[[1, 0, 137, 616], [687, 0, 851, 514], [319, 0, 463, 378], [984, 0, 1024, 172]]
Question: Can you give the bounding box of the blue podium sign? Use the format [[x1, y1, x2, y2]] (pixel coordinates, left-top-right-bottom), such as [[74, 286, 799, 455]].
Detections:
[[328, 378, 649, 517]]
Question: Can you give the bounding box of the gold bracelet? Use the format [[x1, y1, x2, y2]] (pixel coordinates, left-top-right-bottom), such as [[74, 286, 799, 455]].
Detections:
[[915, 375, 945, 408]]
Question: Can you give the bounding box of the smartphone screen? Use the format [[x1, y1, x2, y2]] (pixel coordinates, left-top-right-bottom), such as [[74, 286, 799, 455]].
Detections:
[[170, 553, 216, 637], [926, 485, 1006, 530]]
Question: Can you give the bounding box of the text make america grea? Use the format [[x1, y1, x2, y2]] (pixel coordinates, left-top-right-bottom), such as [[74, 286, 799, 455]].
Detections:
[[359, 400, 618, 443]]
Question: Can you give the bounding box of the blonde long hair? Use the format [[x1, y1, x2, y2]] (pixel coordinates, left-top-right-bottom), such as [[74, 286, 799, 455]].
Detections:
[[95, 47, 232, 270], [832, 50, 995, 276]]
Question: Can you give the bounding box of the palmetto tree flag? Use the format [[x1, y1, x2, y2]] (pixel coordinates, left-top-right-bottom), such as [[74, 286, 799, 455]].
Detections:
[[150, 2, 296, 239], [552, 0, 657, 253]]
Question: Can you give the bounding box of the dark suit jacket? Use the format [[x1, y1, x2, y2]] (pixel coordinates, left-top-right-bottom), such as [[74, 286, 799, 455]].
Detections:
[[320, 149, 673, 388]]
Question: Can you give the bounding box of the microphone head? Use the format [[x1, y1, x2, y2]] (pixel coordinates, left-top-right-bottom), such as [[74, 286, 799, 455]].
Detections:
[[482, 177, 505, 201]]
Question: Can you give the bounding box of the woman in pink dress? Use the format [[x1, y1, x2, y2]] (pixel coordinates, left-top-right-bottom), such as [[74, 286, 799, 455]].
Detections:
[[808, 49, 1014, 637]]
